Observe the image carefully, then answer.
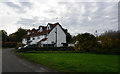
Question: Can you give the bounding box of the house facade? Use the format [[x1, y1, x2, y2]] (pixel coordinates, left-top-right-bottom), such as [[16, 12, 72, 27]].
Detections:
[[22, 22, 67, 47]]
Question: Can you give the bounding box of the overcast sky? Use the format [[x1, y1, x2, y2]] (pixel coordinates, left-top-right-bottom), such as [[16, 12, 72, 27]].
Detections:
[[0, 0, 119, 36]]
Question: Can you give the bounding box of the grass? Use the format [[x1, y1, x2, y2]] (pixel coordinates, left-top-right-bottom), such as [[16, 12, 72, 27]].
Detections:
[[1, 47, 10, 49], [19, 52, 119, 72]]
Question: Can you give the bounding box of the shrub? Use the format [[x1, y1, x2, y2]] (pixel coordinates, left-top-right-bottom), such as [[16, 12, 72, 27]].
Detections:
[[16, 42, 23, 49], [74, 33, 97, 52]]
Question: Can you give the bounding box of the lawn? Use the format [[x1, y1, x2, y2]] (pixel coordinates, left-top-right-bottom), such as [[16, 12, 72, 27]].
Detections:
[[19, 53, 119, 72]]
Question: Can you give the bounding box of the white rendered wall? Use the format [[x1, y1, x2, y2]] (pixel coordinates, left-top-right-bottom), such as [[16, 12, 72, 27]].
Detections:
[[22, 35, 45, 45], [30, 35, 45, 45], [46, 26, 56, 45], [56, 25, 66, 47], [47, 25, 66, 47]]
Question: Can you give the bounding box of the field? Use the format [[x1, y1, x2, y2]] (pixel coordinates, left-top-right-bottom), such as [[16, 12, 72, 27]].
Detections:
[[19, 53, 119, 72]]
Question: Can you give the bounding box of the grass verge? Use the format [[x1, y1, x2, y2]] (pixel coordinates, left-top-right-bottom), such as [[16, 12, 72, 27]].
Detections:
[[19, 52, 119, 72]]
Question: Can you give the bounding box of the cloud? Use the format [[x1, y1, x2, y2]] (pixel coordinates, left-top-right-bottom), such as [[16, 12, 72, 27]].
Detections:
[[17, 17, 39, 25], [5, 2, 21, 9], [4, 2, 33, 13], [88, 16, 92, 21], [0, 1, 118, 36]]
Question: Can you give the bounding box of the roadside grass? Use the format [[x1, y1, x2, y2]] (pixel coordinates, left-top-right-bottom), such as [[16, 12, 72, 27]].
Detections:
[[19, 53, 119, 72], [1, 48, 9, 49], [14, 49, 18, 52]]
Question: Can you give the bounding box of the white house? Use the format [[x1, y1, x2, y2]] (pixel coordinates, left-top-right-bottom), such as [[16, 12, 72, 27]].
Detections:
[[22, 22, 67, 47]]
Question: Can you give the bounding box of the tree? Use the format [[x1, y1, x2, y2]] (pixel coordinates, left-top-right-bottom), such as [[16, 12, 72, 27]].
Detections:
[[9, 33, 17, 42], [66, 32, 72, 43], [15, 28, 27, 42], [8, 27, 27, 42], [74, 33, 97, 52], [98, 35, 113, 49], [0, 30, 8, 42], [97, 30, 120, 54], [71, 36, 76, 43]]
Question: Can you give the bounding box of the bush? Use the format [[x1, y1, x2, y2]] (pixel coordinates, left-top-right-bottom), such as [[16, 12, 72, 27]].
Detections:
[[16, 42, 23, 49], [74, 33, 97, 52]]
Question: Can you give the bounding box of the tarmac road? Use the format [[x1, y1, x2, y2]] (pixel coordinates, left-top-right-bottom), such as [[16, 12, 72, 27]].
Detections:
[[2, 48, 57, 73]]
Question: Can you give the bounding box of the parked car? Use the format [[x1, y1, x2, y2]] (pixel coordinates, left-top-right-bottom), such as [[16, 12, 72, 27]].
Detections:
[[18, 47, 22, 52], [23, 45, 28, 48]]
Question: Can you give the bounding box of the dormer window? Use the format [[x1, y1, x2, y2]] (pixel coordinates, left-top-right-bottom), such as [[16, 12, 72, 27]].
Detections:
[[47, 25, 51, 30], [27, 32, 30, 35], [40, 27, 43, 32]]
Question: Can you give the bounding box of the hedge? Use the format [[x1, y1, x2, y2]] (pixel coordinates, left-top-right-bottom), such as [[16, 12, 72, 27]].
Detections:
[[2, 42, 17, 48], [21, 47, 75, 52]]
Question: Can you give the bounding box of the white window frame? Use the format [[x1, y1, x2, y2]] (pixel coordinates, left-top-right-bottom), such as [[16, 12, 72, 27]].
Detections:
[[40, 27, 43, 32]]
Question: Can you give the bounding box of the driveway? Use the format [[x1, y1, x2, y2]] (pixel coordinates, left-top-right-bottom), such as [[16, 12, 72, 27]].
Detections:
[[2, 48, 57, 72]]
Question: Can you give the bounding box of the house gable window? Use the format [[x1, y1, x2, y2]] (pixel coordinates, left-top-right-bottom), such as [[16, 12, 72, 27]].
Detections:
[[40, 27, 43, 32], [47, 25, 51, 30]]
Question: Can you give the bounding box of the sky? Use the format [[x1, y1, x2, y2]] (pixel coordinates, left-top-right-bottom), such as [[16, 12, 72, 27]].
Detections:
[[0, 0, 119, 36]]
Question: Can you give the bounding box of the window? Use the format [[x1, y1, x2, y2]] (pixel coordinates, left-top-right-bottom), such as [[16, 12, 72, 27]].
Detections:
[[24, 39, 26, 41], [27, 32, 30, 35], [47, 25, 51, 30], [40, 27, 43, 32], [33, 37, 35, 40], [52, 41, 54, 44]]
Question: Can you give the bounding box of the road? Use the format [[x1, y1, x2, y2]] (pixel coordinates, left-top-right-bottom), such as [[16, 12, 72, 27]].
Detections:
[[2, 48, 57, 72]]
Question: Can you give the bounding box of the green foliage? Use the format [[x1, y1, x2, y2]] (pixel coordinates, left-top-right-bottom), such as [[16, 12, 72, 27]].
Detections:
[[9, 27, 27, 42], [9, 33, 17, 42], [73, 31, 120, 54], [97, 30, 120, 54], [74, 33, 97, 52], [98, 36, 113, 49], [0, 30, 8, 42], [71, 36, 76, 44], [16, 42, 23, 49], [15, 28, 27, 42]]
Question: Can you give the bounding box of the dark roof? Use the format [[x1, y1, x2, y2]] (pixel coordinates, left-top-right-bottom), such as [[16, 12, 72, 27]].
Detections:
[[38, 38, 48, 43]]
